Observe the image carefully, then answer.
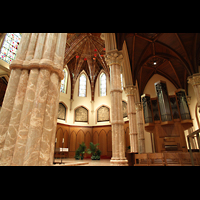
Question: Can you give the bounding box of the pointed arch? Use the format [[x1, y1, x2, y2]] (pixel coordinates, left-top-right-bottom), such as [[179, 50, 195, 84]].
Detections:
[[60, 65, 70, 94], [97, 69, 109, 97], [74, 105, 89, 124], [96, 104, 110, 123], [58, 101, 68, 123], [99, 129, 107, 156], [99, 72, 107, 96], [78, 70, 88, 97], [69, 130, 76, 152], [55, 127, 64, 148]]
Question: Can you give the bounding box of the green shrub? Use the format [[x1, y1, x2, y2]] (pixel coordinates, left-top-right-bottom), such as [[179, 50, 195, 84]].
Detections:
[[87, 142, 101, 160], [74, 142, 87, 160]]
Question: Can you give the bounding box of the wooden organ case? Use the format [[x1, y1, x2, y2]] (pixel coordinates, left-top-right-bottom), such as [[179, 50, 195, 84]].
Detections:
[[141, 81, 193, 153]]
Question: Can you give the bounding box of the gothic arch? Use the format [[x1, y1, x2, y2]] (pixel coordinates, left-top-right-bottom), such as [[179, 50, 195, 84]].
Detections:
[[99, 129, 107, 156], [74, 105, 89, 124], [55, 127, 64, 148], [69, 130, 76, 152], [58, 101, 68, 122], [95, 104, 110, 123], [97, 69, 108, 97], [76, 70, 91, 98]]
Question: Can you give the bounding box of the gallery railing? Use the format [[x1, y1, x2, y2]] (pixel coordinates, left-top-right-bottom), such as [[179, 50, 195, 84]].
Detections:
[[187, 128, 200, 166]]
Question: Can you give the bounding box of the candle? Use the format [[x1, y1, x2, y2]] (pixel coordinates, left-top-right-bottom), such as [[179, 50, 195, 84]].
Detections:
[[55, 138, 57, 143], [62, 138, 64, 143]]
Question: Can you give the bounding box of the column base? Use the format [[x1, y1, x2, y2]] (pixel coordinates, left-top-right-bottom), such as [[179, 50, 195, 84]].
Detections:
[[110, 158, 128, 166]]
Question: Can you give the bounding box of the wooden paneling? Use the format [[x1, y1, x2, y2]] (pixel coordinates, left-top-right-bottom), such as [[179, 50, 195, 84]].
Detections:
[[99, 129, 107, 156], [55, 122, 129, 158]]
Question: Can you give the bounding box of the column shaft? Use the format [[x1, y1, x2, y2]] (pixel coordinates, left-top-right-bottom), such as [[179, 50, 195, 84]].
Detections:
[[135, 102, 145, 154], [188, 73, 200, 107], [105, 50, 128, 166], [1, 69, 29, 165], [125, 86, 138, 153], [1, 33, 68, 166], [12, 33, 46, 166], [23, 33, 58, 166], [11, 69, 39, 165], [39, 33, 67, 166], [0, 33, 31, 162]]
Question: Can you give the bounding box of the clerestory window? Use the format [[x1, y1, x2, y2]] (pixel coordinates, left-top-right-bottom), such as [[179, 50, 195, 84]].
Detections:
[[0, 33, 22, 64], [79, 73, 87, 97], [60, 68, 68, 93], [100, 72, 106, 96]]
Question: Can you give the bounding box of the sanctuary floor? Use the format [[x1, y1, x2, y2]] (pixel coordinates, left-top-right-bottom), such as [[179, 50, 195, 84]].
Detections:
[[53, 158, 111, 166]]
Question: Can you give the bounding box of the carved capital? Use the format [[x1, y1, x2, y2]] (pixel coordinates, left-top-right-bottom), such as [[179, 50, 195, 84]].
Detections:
[[124, 85, 137, 96], [186, 96, 191, 105], [135, 102, 143, 111], [188, 73, 200, 86], [104, 50, 123, 66]]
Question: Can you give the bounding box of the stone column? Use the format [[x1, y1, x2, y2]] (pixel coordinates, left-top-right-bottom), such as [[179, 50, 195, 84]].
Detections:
[[11, 33, 47, 166], [135, 102, 145, 154], [188, 73, 200, 107], [0, 33, 67, 166], [124, 85, 138, 153], [105, 50, 128, 166], [39, 33, 66, 166], [0, 33, 31, 162]]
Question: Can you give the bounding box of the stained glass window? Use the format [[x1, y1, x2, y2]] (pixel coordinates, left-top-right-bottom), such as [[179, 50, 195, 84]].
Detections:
[[100, 72, 106, 96], [0, 33, 21, 64], [60, 68, 68, 93], [79, 74, 87, 97]]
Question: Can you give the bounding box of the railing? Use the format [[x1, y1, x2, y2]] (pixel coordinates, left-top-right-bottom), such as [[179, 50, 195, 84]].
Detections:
[[187, 128, 200, 166]]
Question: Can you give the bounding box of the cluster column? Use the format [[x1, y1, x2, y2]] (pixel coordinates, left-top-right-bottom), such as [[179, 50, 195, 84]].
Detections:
[[105, 50, 128, 166], [188, 73, 200, 107], [124, 85, 138, 153], [0, 33, 67, 166], [135, 102, 145, 154]]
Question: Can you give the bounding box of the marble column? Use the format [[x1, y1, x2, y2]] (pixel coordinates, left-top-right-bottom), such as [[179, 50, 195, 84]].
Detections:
[[11, 33, 47, 166], [124, 85, 138, 153], [0, 33, 31, 163], [135, 102, 145, 154], [105, 50, 128, 166], [39, 33, 66, 166], [0, 33, 67, 166], [188, 73, 200, 107]]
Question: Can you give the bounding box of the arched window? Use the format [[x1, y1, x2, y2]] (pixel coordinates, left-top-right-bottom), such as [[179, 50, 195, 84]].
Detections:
[[60, 68, 68, 93], [100, 72, 106, 96], [0, 33, 22, 64], [79, 73, 87, 97], [121, 73, 123, 90]]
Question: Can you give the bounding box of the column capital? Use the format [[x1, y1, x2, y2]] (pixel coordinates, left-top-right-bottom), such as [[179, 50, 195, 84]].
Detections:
[[105, 49, 123, 67], [188, 73, 200, 86], [124, 85, 137, 96], [186, 96, 191, 105], [135, 102, 143, 111]]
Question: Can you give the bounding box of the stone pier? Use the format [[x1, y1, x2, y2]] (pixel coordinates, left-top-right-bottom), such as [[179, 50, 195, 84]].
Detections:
[[105, 50, 128, 166], [0, 33, 67, 166]]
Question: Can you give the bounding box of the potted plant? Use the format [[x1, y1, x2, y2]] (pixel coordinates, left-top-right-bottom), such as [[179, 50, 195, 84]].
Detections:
[[74, 149, 81, 160], [74, 142, 87, 160], [87, 142, 101, 160]]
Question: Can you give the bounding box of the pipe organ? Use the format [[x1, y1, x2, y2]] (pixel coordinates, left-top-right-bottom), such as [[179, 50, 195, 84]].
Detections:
[[141, 81, 193, 152]]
